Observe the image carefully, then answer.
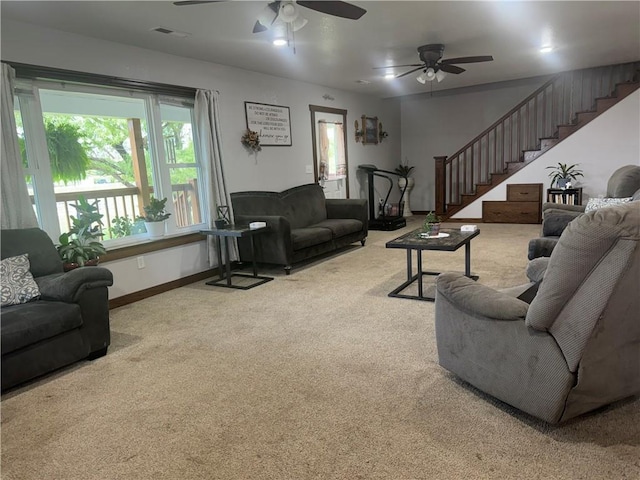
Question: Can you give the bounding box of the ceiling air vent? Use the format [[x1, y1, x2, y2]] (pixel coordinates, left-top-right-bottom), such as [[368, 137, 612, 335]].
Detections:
[[150, 27, 191, 38]]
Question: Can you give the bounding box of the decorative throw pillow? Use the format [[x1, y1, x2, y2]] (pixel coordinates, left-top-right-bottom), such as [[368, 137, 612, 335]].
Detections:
[[1, 254, 41, 307], [584, 196, 633, 213]]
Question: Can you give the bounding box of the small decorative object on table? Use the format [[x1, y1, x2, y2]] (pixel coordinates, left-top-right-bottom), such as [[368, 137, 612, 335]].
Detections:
[[215, 205, 231, 229], [422, 211, 442, 237]]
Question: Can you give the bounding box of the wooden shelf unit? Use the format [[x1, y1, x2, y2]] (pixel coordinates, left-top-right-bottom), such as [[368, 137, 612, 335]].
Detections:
[[547, 188, 583, 206], [482, 183, 543, 224]]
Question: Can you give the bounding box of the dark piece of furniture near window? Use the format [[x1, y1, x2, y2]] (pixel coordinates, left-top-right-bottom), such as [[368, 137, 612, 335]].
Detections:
[[386, 227, 480, 301], [482, 183, 542, 224], [200, 225, 273, 290], [231, 184, 368, 274], [546, 188, 583, 206], [1, 228, 113, 391]]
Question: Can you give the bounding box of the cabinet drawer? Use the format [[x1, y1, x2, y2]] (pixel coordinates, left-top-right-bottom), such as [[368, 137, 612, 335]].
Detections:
[[483, 201, 540, 224], [507, 183, 542, 202]]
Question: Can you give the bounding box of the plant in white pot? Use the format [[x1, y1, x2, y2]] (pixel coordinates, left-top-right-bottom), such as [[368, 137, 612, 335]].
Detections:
[[394, 162, 415, 217], [143, 196, 171, 239]]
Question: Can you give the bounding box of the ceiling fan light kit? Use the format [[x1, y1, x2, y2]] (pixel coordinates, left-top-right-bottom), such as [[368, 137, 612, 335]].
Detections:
[[376, 43, 493, 86]]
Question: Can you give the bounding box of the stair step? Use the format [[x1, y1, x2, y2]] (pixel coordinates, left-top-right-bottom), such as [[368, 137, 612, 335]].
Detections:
[[615, 81, 639, 97], [595, 96, 618, 111], [540, 137, 559, 149], [574, 110, 599, 124]]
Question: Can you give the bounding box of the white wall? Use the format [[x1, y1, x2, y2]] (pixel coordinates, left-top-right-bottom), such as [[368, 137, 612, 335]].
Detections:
[[2, 19, 400, 299], [452, 90, 640, 218], [400, 76, 549, 211]]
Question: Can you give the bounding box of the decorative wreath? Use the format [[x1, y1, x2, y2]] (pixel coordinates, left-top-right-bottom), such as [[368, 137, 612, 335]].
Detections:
[[241, 130, 262, 152]]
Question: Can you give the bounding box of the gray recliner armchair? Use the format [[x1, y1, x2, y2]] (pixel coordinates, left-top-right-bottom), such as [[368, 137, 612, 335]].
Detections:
[[528, 164, 640, 259], [435, 202, 640, 424]]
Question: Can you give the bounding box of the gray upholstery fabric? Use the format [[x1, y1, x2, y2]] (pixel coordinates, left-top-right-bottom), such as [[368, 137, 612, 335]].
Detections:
[[434, 202, 640, 424], [1, 228, 113, 390], [606, 164, 640, 197], [527, 236, 559, 260], [231, 184, 367, 271], [530, 165, 640, 259]]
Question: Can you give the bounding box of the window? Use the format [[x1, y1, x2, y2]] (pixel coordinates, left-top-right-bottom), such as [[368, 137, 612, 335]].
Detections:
[[14, 80, 206, 247]]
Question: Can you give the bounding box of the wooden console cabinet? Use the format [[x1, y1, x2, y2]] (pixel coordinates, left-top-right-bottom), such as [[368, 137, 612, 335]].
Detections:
[[482, 183, 542, 224]]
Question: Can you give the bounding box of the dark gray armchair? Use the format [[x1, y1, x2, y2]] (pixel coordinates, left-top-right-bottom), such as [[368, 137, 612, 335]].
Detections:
[[1, 228, 113, 390], [528, 164, 640, 259], [435, 203, 640, 424]]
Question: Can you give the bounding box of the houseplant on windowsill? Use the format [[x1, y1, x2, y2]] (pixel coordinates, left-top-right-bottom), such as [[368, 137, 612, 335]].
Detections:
[[394, 162, 415, 217], [57, 195, 107, 271], [143, 196, 172, 239]]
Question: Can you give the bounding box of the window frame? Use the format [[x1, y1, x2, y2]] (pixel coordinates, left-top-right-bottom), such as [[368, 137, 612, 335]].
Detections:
[[13, 75, 208, 248]]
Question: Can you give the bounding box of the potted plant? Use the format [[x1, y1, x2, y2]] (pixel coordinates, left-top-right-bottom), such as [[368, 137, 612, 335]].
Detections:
[[395, 162, 415, 217], [422, 211, 442, 237], [143, 196, 172, 239], [57, 195, 106, 270], [546, 162, 584, 188]]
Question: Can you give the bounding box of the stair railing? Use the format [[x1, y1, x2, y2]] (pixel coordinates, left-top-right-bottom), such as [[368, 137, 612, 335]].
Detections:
[[435, 61, 639, 216]]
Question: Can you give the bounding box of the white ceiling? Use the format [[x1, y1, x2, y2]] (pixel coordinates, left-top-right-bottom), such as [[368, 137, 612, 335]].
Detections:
[[2, 1, 639, 98]]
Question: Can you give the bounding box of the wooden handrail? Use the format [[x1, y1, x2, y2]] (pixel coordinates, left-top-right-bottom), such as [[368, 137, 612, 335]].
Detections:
[[445, 75, 560, 165]]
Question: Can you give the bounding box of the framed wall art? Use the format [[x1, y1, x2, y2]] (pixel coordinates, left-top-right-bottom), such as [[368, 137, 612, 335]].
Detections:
[[244, 102, 292, 146], [362, 115, 379, 145]]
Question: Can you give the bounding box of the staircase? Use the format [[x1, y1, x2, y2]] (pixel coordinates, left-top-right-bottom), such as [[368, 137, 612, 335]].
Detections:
[[435, 62, 640, 218]]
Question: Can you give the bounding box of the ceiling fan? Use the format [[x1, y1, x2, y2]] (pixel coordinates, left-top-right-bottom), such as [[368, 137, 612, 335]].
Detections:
[[174, 1, 367, 36], [376, 44, 493, 83]]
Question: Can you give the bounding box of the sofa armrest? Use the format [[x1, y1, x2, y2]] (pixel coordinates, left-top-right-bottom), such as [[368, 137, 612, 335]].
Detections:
[[233, 214, 293, 265], [35, 267, 114, 303], [542, 203, 586, 213], [527, 237, 559, 260], [326, 198, 368, 224], [436, 272, 529, 321], [542, 208, 583, 237]]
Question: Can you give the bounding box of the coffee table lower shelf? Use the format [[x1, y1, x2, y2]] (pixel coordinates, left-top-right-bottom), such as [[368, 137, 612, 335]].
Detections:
[[388, 270, 478, 302]]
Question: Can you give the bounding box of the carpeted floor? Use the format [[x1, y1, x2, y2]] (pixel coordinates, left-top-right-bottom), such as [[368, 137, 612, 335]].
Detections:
[[2, 218, 639, 479]]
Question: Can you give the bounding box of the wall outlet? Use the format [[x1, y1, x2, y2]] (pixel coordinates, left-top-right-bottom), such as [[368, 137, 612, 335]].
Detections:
[[305, 165, 313, 174], [137, 256, 145, 269]]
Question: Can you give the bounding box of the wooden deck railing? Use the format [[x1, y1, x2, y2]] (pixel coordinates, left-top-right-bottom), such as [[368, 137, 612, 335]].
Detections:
[[42, 180, 201, 237], [435, 61, 640, 215]]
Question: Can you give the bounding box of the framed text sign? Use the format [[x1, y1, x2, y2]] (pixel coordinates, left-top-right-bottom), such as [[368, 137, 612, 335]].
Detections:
[[244, 102, 292, 146]]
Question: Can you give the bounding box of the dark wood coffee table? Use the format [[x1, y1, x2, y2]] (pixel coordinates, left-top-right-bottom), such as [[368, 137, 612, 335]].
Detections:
[[385, 227, 480, 301]]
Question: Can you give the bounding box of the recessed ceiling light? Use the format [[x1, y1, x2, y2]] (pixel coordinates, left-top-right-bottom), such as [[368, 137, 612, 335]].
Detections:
[[273, 38, 287, 46], [384, 73, 395, 80], [540, 45, 554, 53], [355, 80, 371, 85]]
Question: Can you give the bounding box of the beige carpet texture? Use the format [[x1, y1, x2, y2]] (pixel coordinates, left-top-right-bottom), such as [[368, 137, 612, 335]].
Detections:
[[2, 219, 639, 479]]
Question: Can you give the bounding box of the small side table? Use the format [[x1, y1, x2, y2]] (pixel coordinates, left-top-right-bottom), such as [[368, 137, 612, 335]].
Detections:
[[200, 225, 273, 290], [547, 188, 583, 206]]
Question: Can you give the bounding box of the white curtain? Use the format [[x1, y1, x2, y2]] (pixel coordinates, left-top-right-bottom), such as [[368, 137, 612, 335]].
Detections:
[[335, 123, 346, 177], [318, 121, 329, 181], [1, 63, 38, 230], [194, 89, 237, 266]]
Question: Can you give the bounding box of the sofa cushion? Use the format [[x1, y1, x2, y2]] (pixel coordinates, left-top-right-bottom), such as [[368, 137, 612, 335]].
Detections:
[[1, 228, 63, 277], [282, 184, 327, 229], [313, 219, 364, 239], [606, 165, 640, 197], [1, 254, 41, 307], [291, 227, 333, 250], [1, 301, 83, 354]]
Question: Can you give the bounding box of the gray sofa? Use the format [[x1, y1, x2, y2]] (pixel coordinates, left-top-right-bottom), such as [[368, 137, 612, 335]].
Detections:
[[1, 228, 113, 391], [231, 184, 368, 273], [435, 202, 640, 424], [528, 164, 640, 259]]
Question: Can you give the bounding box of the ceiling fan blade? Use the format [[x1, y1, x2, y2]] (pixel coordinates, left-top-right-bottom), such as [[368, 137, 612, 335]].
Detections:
[[439, 64, 466, 74], [440, 55, 494, 65], [173, 1, 227, 5], [252, 20, 268, 33], [396, 67, 424, 79], [297, 1, 366, 20], [373, 64, 422, 70]]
